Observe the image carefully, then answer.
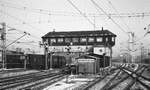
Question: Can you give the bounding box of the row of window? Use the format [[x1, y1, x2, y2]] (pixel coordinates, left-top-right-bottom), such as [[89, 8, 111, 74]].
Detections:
[[47, 37, 115, 43]]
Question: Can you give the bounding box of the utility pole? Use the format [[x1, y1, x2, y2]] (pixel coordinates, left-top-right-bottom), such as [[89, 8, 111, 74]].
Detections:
[[140, 43, 144, 64], [49, 41, 53, 70], [128, 32, 135, 63], [40, 40, 49, 70], [44, 41, 48, 70], [65, 42, 72, 83], [0, 23, 6, 69]]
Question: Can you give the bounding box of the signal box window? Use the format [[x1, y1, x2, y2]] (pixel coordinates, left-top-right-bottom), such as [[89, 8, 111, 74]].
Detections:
[[88, 37, 94, 42], [80, 37, 86, 42], [96, 37, 102, 42], [106, 37, 108, 42], [65, 38, 71, 43], [72, 38, 79, 42], [57, 38, 63, 42], [50, 38, 56, 43], [112, 37, 115, 42]]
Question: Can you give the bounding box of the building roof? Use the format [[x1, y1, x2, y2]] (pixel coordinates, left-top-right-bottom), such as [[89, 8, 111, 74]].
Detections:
[[42, 30, 116, 38]]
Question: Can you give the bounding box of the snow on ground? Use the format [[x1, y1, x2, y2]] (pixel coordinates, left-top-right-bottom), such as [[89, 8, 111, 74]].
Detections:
[[88, 70, 119, 90], [43, 75, 94, 90]]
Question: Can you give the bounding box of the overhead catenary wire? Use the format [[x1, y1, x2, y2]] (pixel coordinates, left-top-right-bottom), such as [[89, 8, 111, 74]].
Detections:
[[67, 0, 99, 29], [105, 0, 135, 52], [133, 24, 150, 43], [106, 0, 132, 32], [6, 25, 41, 40], [6, 31, 30, 48], [0, 11, 43, 45], [1, 0, 150, 18], [91, 0, 128, 35], [5, 25, 42, 49], [0, 10, 43, 36]]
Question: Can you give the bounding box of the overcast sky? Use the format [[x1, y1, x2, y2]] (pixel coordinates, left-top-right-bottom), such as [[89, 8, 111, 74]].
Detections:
[[0, 0, 150, 56]]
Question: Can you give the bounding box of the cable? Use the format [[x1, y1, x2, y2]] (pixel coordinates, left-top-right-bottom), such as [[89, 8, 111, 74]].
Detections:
[[91, 0, 128, 35], [6, 25, 41, 40], [1, 0, 150, 18], [6, 32, 29, 48], [0, 10, 43, 35], [6, 25, 41, 50], [106, 0, 132, 32], [67, 0, 98, 29]]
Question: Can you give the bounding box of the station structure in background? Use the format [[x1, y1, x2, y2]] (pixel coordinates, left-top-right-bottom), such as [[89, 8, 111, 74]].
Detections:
[[42, 28, 116, 70]]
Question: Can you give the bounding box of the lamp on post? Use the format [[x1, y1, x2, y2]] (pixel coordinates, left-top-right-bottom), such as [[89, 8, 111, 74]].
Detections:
[[65, 42, 73, 83], [40, 40, 49, 70], [44, 40, 49, 70]]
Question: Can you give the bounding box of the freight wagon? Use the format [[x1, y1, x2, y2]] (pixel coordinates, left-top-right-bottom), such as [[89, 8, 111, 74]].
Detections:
[[6, 54, 25, 68], [49, 55, 66, 68], [6, 54, 66, 70], [26, 54, 45, 70], [142, 58, 150, 65]]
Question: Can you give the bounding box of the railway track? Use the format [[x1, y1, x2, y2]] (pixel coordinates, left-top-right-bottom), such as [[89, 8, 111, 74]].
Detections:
[[0, 70, 65, 90], [0, 68, 29, 75], [77, 64, 149, 90], [122, 66, 150, 90], [15, 74, 65, 90], [73, 66, 121, 90], [101, 64, 150, 90]]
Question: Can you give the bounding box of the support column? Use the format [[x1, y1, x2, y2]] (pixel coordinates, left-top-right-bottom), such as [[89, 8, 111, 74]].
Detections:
[[45, 46, 48, 70]]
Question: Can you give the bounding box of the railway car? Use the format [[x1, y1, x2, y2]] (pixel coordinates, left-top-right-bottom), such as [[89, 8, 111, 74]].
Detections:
[[26, 54, 45, 70], [51, 55, 66, 68], [5, 53, 66, 70], [6, 54, 25, 68]]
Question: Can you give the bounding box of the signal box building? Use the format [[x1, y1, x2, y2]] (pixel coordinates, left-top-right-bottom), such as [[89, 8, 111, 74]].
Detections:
[[42, 29, 116, 69]]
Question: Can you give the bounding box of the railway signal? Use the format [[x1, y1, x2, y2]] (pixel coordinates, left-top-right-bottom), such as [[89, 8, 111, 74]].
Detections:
[[40, 40, 49, 70]]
